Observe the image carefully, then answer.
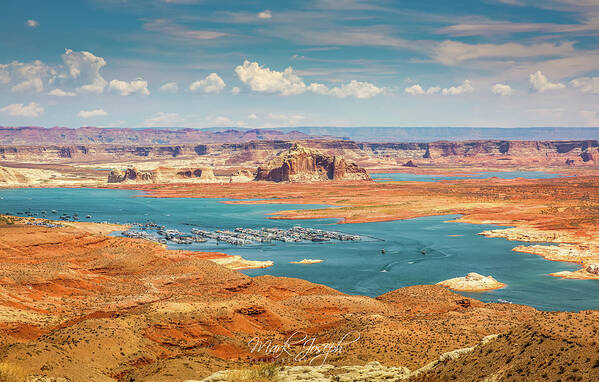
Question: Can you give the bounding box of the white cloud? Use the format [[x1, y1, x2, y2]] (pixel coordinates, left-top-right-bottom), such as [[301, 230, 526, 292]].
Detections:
[[158, 82, 178, 93], [48, 88, 76, 97], [189, 73, 226, 93], [235, 60, 382, 99], [0, 49, 108, 95], [248, 113, 258, 120], [143, 112, 185, 127], [62, 49, 108, 94], [235, 60, 309, 95], [434, 40, 575, 66], [231, 86, 240, 95], [404, 84, 440, 95], [529, 71, 565, 92], [570, 77, 599, 94], [0, 102, 44, 117], [307, 82, 330, 95], [257, 10, 272, 19], [327, 80, 383, 99], [442, 80, 474, 95], [78, 109, 108, 118], [109, 78, 150, 96], [491, 83, 514, 96], [3, 60, 52, 93], [26, 19, 39, 28]]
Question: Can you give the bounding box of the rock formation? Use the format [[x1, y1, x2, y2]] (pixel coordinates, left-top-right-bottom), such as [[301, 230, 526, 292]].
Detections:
[[107, 167, 152, 183], [108, 166, 216, 184], [290, 258, 324, 264], [254, 143, 372, 182], [437, 272, 505, 292], [228, 169, 254, 183]]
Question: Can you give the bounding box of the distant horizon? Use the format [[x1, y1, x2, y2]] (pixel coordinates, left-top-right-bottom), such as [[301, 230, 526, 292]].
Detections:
[[1, 125, 597, 143]]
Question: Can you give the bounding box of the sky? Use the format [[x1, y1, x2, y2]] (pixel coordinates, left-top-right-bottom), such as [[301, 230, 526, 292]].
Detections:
[[0, 0, 599, 129]]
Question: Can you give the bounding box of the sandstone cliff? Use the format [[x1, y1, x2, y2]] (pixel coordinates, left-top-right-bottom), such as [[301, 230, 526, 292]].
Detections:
[[254, 143, 372, 182], [108, 166, 216, 184], [2, 139, 597, 168]]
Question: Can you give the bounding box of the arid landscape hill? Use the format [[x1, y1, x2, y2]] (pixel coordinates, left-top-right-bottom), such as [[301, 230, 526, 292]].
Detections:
[[1, 220, 598, 381]]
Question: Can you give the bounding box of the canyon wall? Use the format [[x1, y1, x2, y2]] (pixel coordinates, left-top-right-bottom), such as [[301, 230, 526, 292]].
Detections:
[[0, 139, 597, 167]]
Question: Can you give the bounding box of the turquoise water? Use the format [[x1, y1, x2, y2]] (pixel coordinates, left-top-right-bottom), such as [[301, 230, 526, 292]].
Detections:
[[372, 171, 564, 182], [1, 187, 596, 312]]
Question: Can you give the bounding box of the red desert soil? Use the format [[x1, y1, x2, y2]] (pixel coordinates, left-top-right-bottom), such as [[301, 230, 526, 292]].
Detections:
[[0, 221, 598, 380]]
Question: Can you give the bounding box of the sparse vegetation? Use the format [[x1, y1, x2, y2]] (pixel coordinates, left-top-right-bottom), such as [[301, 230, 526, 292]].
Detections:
[[226, 363, 281, 382], [0, 216, 15, 225], [0, 363, 26, 382]]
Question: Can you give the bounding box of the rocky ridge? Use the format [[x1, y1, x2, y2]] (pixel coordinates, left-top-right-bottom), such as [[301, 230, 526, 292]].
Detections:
[[255, 143, 372, 182], [108, 166, 216, 184]]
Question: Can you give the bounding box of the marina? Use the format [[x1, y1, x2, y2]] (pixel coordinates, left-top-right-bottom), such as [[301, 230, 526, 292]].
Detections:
[[121, 223, 363, 246]]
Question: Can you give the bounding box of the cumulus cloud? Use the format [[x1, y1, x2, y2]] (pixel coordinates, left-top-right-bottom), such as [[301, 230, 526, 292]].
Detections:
[[0, 49, 109, 95], [248, 113, 258, 119], [78, 109, 108, 118], [442, 80, 474, 95], [109, 78, 150, 96], [235, 60, 383, 99], [434, 40, 575, 66], [231, 86, 240, 95], [491, 83, 514, 96], [0, 60, 53, 93], [404, 84, 440, 95], [48, 88, 76, 97], [257, 10, 272, 19], [529, 71, 565, 92], [570, 77, 599, 94], [143, 112, 185, 127], [62, 49, 108, 94], [189, 73, 226, 94], [327, 80, 383, 99], [235, 61, 309, 95], [26, 19, 39, 28], [158, 82, 178, 93], [0, 102, 44, 117]]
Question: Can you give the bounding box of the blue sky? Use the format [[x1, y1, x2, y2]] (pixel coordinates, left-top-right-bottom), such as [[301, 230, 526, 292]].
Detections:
[[1, 0, 598, 129]]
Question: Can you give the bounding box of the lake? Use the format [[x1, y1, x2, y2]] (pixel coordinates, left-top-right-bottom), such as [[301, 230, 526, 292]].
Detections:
[[1, 186, 596, 312]]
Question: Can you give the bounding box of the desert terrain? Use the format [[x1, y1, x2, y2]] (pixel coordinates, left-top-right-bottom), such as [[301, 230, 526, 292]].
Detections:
[[1, 219, 599, 381], [1, 128, 599, 381]]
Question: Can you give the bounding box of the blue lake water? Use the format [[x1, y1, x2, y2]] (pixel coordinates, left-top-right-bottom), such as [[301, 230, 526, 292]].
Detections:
[[372, 171, 564, 182], [1, 187, 597, 312]]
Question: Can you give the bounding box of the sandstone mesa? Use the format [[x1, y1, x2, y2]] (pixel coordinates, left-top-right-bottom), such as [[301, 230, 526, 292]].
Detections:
[[437, 272, 506, 292]]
